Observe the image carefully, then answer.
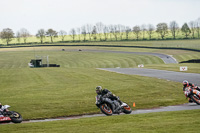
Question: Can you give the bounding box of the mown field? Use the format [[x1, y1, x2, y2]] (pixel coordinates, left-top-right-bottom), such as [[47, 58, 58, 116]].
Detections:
[[0, 40, 199, 131], [1, 109, 200, 133], [1, 39, 200, 51]]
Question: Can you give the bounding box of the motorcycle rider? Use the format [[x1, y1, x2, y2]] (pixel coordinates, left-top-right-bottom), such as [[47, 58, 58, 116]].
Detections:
[[95, 86, 123, 113], [183, 80, 200, 102]]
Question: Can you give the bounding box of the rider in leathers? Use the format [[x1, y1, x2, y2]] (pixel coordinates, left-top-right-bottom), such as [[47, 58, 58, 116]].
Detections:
[[183, 80, 200, 102], [96, 86, 123, 113]]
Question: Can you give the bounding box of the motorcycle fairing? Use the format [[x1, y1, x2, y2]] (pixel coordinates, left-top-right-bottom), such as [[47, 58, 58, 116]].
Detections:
[[0, 117, 11, 122]]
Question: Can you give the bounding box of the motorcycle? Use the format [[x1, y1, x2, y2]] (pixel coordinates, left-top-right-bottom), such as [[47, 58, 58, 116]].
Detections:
[[95, 95, 132, 116], [185, 87, 200, 105], [0, 105, 23, 123]]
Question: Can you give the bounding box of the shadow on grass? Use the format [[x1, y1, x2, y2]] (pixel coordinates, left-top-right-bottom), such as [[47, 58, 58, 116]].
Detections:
[[180, 59, 200, 63]]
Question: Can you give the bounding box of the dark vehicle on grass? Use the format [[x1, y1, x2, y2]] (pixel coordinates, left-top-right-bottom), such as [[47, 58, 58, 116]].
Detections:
[[0, 105, 23, 124], [95, 95, 132, 116]]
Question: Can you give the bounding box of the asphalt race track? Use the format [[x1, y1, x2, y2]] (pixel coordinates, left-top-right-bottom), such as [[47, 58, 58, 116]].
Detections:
[[19, 103, 200, 124], [98, 68, 200, 86], [79, 49, 178, 64]]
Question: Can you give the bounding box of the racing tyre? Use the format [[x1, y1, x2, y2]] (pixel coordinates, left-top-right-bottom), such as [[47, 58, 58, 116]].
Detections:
[[123, 105, 132, 114], [10, 111, 23, 123], [100, 103, 113, 116], [190, 94, 200, 105]]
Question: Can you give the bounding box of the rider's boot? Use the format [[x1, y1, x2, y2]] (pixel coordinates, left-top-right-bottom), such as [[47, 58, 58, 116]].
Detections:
[[188, 98, 193, 103], [114, 107, 120, 114]]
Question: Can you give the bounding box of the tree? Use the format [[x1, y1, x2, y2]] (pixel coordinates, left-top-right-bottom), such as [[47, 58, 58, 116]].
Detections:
[[103, 25, 109, 41], [125, 26, 131, 40], [118, 24, 125, 40], [147, 24, 155, 40], [69, 28, 76, 42], [81, 25, 87, 42], [156, 23, 168, 40], [36, 29, 46, 44], [133, 25, 141, 40], [96, 22, 104, 41], [16, 31, 21, 43], [76, 28, 81, 41], [92, 26, 97, 41], [112, 25, 120, 41], [19, 28, 30, 43], [181, 23, 191, 38], [86, 24, 93, 41], [108, 25, 114, 41], [169, 21, 179, 39], [141, 24, 147, 40], [196, 18, 200, 38], [189, 21, 196, 39], [59, 30, 67, 42], [46, 29, 58, 43], [0, 28, 14, 45]]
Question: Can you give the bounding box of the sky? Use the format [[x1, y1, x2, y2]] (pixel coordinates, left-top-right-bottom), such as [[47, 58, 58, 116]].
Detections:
[[1, 0, 200, 35]]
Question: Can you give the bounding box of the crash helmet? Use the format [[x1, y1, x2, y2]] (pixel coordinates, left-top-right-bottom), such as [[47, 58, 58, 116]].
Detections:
[[183, 80, 189, 87], [96, 86, 102, 94]]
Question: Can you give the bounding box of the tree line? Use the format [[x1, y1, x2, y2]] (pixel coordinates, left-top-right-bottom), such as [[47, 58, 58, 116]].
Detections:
[[0, 18, 200, 45]]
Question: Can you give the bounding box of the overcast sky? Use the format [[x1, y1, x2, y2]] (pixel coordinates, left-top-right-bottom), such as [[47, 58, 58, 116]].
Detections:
[[1, 0, 200, 35]]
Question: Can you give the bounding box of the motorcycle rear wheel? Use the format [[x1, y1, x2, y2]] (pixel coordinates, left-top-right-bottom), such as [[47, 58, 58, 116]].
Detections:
[[123, 105, 132, 114], [190, 94, 200, 105], [10, 111, 23, 123], [100, 103, 113, 116]]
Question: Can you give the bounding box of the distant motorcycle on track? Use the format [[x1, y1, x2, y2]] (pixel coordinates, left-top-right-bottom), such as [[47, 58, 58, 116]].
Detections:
[[0, 105, 23, 124], [95, 95, 132, 116]]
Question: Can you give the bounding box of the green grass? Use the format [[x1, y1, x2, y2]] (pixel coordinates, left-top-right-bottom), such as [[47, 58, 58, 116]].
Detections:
[[0, 44, 199, 120], [0, 50, 164, 68], [0, 43, 199, 131], [1, 109, 199, 133], [2, 45, 199, 74], [0, 47, 187, 120], [0, 68, 184, 120]]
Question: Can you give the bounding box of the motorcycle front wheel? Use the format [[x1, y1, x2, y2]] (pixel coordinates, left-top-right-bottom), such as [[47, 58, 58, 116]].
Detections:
[[10, 111, 23, 123], [123, 105, 132, 114], [100, 103, 113, 116], [190, 94, 200, 105]]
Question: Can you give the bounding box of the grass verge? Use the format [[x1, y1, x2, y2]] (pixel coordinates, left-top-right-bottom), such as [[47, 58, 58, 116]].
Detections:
[[1, 109, 199, 133], [0, 68, 184, 120]]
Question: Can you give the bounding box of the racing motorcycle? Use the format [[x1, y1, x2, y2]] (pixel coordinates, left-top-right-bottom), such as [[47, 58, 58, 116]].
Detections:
[[0, 105, 23, 123], [95, 95, 132, 116], [185, 87, 200, 105]]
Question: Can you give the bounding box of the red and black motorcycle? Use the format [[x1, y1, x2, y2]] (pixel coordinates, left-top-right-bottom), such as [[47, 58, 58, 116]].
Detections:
[[0, 105, 23, 124], [185, 87, 200, 105]]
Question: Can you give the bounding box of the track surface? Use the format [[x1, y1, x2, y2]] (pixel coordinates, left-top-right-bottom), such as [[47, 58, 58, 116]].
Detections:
[[19, 103, 200, 123], [79, 49, 178, 64], [98, 68, 200, 86]]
